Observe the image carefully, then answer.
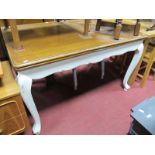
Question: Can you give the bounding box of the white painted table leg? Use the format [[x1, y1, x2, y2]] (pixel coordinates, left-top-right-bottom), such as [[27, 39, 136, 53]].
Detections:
[[123, 43, 144, 91], [73, 68, 78, 90], [17, 74, 41, 134], [101, 61, 105, 80]]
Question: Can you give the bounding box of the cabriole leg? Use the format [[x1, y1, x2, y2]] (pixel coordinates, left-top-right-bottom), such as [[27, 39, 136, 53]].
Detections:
[[123, 43, 144, 91], [17, 74, 41, 134]]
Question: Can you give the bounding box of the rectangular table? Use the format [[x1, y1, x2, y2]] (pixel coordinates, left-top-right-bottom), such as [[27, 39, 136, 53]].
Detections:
[[1, 20, 145, 134]]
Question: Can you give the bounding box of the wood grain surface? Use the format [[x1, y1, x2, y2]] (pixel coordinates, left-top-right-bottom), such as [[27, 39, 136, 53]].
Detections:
[[1, 20, 145, 71]]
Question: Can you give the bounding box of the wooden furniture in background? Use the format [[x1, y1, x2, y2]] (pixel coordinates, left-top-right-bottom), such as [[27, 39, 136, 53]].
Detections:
[[128, 20, 155, 87], [84, 19, 91, 36], [0, 20, 5, 27], [8, 20, 23, 50], [0, 61, 3, 78], [134, 19, 141, 36], [43, 19, 54, 22], [0, 61, 30, 135], [0, 19, 45, 27], [96, 19, 141, 40], [136, 43, 155, 87], [114, 19, 123, 40]]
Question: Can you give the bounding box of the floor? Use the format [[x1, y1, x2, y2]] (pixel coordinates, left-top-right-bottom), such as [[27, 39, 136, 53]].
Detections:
[[25, 60, 155, 135]]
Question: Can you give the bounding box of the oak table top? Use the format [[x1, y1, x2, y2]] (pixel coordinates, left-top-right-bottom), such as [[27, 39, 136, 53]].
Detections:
[[1, 20, 146, 71]]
